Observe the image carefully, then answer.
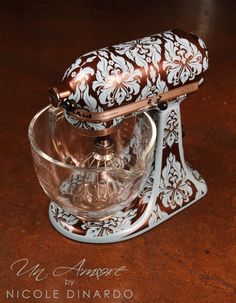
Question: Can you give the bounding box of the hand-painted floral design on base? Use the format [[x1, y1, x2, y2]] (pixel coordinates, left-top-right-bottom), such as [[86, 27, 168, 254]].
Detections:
[[148, 205, 168, 226], [81, 209, 137, 237], [159, 153, 193, 209], [50, 202, 79, 232]]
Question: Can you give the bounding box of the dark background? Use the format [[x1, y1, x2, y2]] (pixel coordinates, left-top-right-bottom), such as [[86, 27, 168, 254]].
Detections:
[[0, 0, 235, 302]]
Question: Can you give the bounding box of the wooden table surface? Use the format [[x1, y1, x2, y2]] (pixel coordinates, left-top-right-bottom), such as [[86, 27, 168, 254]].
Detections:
[[0, 0, 235, 302]]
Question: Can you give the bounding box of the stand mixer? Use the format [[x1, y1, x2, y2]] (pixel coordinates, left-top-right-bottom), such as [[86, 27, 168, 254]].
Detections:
[[29, 29, 209, 243]]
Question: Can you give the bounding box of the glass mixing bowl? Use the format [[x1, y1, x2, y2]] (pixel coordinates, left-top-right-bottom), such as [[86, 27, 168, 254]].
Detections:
[[28, 105, 156, 220]]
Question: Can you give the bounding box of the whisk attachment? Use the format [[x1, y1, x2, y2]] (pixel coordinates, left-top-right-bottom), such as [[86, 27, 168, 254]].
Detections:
[[81, 136, 125, 169]]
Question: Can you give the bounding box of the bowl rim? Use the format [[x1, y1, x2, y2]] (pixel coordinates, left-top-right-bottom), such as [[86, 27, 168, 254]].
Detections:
[[28, 105, 157, 172]]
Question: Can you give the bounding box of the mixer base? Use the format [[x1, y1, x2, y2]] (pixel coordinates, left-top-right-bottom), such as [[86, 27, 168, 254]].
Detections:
[[48, 102, 207, 243], [49, 177, 207, 244]]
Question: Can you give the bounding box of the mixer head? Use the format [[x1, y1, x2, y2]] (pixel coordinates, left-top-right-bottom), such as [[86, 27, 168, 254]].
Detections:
[[48, 29, 208, 138]]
